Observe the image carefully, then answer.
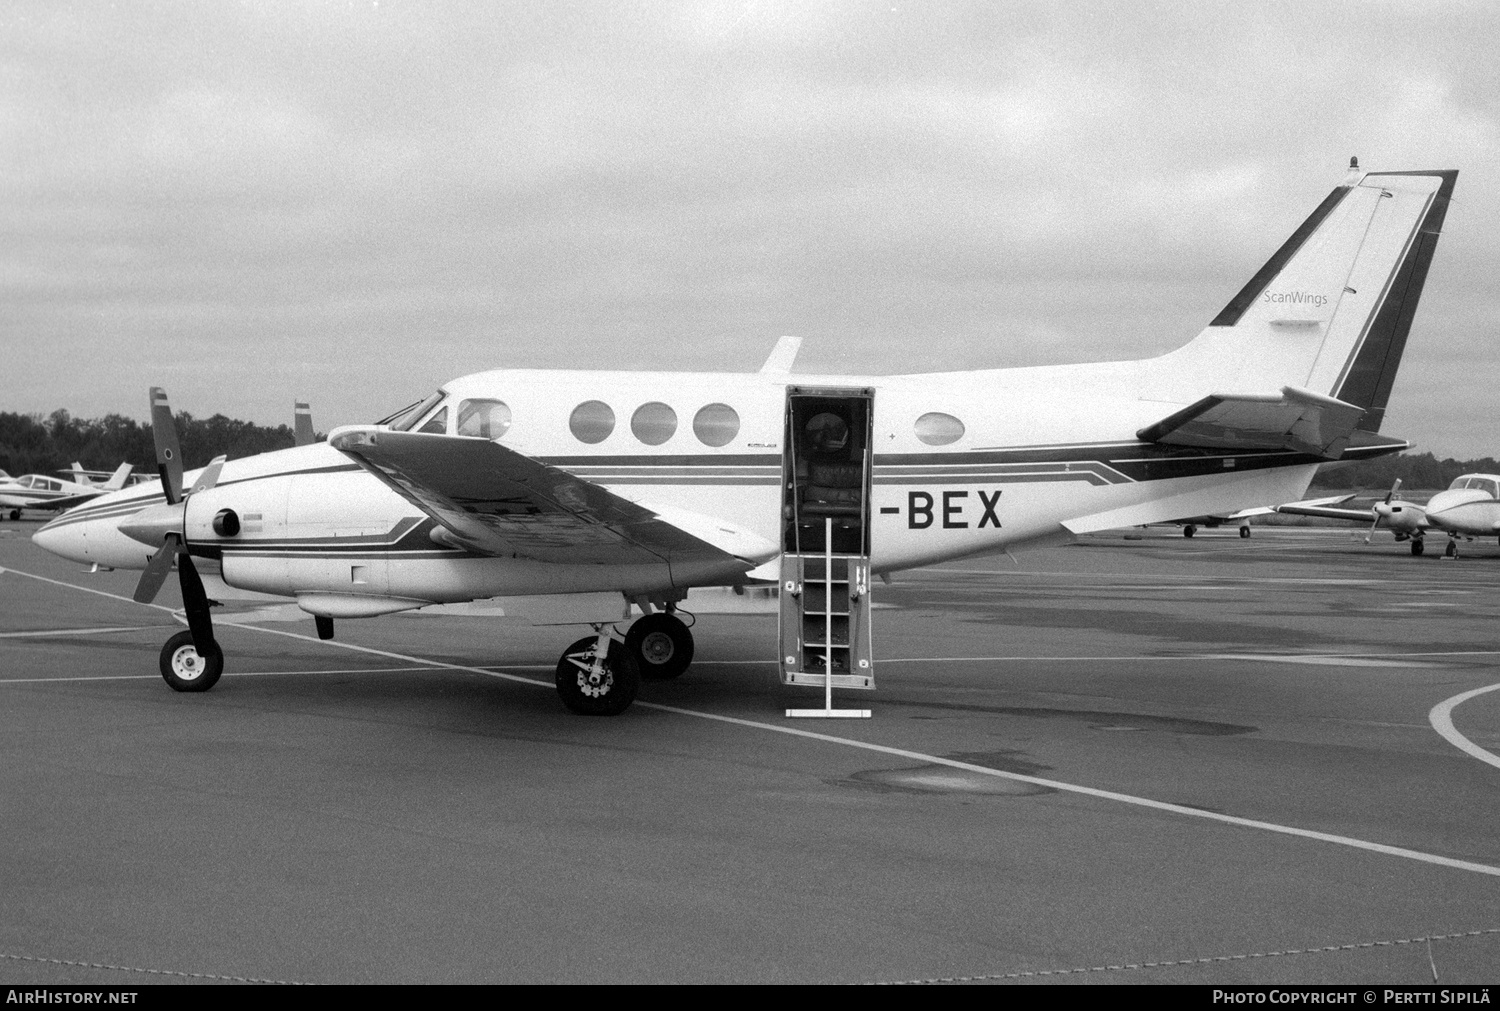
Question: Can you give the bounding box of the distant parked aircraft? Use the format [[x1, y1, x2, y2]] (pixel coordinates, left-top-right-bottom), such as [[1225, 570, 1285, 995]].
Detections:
[[1164, 495, 1357, 538], [0, 464, 134, 520], [1278, 475, 1500, 557]]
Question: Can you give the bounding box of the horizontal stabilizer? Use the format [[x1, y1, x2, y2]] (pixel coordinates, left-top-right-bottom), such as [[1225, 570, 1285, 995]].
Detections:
[[1136, 386, 1365, 458]]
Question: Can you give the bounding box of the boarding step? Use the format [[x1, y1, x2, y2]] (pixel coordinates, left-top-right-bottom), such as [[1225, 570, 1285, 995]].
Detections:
[[778, 551, 874, 690]]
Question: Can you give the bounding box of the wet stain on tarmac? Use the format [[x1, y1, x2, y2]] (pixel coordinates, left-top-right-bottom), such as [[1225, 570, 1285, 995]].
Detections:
[[837, 749, 1056, 796]]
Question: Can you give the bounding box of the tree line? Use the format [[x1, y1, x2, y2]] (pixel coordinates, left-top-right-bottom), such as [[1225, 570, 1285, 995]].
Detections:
[[0, 407, 1492, 492], [0, 409, 317, 478], [1311, 451, 1500, 492]]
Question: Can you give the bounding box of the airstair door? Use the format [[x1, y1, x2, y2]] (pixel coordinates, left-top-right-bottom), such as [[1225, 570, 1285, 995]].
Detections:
[[778, 387, 875, 690]]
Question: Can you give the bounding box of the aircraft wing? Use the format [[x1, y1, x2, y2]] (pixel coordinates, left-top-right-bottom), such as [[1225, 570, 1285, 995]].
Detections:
[[328, 426, 760, 570], [0, 490, 103, 511], [41, 490, 108, 511], [1136, 386, 1365, 458], [1275, 494, 1370, 522]]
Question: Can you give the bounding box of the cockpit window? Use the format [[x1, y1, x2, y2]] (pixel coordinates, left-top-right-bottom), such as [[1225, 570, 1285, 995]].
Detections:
[[458, 399, 512, 439], [376, 390, 445, 431], [417, 406, 449, 434]]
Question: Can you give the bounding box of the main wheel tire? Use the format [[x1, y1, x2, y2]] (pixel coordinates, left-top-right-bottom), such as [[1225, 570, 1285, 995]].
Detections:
[[556, 635, 640, 715], [1412, 539, 1425, 556], [625, 613, 694, 680], [8, 509, 19, 521], [159, 630, 223, 692], [1239, 526, 1251, 539], [1445, 540, 1457, 558], [1183, 525, 1196, 538]]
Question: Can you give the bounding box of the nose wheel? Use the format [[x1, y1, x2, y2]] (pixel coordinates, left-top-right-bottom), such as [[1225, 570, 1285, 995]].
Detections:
[[159, 630, 223, 692], [556, 632, 640, 715], [624, 612, 695, 680]]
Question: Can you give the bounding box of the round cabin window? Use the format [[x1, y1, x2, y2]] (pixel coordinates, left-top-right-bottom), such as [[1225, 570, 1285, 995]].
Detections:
[[569, 400, 616, 444], [631, 402, 678, 446], [914, 412, 965, 446], [693, 403, 740, 447]]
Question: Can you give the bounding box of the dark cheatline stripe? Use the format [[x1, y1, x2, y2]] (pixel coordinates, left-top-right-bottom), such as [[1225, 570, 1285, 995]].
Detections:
[[1208, 184, 1351, 328], [1333, 170, 1458, 433]]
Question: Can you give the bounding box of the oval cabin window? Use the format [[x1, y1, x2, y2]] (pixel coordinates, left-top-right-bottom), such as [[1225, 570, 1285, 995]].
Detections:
[[693, 403, 740, 447], [914, 412, 965, 446], [458, 399, 512, 439], [569, 401, 616, 444], [631, 402, 677, 446]]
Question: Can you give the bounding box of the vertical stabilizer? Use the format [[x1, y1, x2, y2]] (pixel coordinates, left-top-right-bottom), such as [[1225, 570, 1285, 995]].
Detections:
[[294, 401, 315, 446], [1166, 168, 1456, 433]]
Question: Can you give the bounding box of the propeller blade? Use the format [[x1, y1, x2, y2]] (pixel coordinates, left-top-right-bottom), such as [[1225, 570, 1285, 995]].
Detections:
[[150, 387, 183, 505], [1384, 477, 1403, 504], [178, 554, 217, 652], [187, 455, 227, 498], [133, 532, 182, 604]]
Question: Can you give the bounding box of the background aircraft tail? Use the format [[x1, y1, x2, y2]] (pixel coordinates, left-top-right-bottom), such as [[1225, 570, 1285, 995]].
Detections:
[[1168, 165, 1457, 434]]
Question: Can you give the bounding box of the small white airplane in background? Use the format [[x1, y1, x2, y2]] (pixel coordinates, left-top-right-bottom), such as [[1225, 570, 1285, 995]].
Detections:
[[33, 163, 1458, 716], [0, 464, 134, 521], [1278, 474, 1500, 557]]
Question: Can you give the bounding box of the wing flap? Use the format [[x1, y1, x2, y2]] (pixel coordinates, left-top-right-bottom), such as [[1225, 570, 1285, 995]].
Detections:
[[329, 426, 752, 570], [1137, 386, 1365, 458]]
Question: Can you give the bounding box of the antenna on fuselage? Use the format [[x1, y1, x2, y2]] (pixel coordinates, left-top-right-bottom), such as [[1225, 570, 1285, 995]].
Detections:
[[759, 335, 802, 374]]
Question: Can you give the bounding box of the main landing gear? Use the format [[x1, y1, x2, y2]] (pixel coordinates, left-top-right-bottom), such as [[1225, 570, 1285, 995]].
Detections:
[[1183, 525, 1196, 538], [625, 612, 694, 680], [1411, 538, 1425, 557], [554, 612, 695, 715]]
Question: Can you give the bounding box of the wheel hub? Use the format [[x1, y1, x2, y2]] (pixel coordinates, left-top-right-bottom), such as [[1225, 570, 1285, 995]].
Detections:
[[570, 651, 614, 697], [640, 630, 675, 666], [171, 646, 204, 681]]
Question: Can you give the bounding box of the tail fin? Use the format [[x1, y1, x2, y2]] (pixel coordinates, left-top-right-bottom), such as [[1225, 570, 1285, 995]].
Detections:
[[1170, 167, 1456, 434], [102, 463, 134, 491], [294, 401, 315, 446]]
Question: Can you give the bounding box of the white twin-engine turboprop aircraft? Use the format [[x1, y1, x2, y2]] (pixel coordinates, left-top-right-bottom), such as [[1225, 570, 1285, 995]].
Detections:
[[33, 164, 1456, 716]]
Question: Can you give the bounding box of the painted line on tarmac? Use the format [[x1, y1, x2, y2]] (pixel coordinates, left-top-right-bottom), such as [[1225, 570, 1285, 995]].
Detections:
[[193, 626, 1500, 881], [1429, 684, 1500, 772], [871, 651, 1492, 665], [0, 666, 449, 685], [11, 564, 1500, 880], [0, 626, 174, 638]]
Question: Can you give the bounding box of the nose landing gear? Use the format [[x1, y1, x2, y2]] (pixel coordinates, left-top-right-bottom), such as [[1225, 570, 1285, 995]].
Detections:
[[556, 628, 641, 715], [159, 630, 223, 692]]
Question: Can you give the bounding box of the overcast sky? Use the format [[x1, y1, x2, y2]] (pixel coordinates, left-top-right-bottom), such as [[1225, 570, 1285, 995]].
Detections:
[[3, 1, 1497, 457]]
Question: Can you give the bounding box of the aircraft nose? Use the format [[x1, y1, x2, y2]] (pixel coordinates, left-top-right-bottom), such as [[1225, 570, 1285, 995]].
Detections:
[[32, 514, 87, 564]]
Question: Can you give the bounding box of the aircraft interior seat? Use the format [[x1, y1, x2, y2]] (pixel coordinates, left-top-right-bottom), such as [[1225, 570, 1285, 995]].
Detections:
[[800, 460, 864, 518]]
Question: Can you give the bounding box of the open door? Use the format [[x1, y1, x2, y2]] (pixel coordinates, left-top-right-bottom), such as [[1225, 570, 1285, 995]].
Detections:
[[778, 387, 875, 690]]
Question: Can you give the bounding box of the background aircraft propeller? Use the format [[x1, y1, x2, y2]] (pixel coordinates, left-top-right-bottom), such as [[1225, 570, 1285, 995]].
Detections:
[[1365, 478, 1403, 543]]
